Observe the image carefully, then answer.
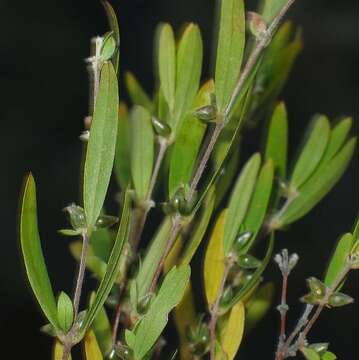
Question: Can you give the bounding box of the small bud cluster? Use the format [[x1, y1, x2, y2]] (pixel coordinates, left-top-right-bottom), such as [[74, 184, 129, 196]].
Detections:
[[274, 249, 299, 276]]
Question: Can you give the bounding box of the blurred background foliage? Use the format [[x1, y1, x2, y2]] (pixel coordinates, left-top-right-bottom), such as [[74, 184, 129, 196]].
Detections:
[[1, 0, 358, 357]]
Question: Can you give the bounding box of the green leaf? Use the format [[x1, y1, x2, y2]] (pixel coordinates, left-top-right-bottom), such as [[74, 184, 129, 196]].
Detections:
[[242, 159, 274, 252], [290, 115, 330, 190], [125, 72, 153, 112], [265, 102, 288, 178], [84, 62, 119, 228], [128, 266, 191, 360], [101, 1, 120, 72], [320, 117, 352, 164], [260, 0, 288, 23], [214, 0, 245, 112], [223, 153, 261, 254], [169, 80, 214, 197], [352, 216, 359, 246], [90, 293, 112, 356], [173, 24, 203, 133], [277, 137, 357, 226], [91, 228, 114, 263], [57, 292, 74, 332], [181, 187, 216, 266], [301, 347, 321, 360], [84, 330, 104, 360], [79, 190, 131, 338], [220, 302, 245, 360], [245, 283, 274, 333], [324, 233, 353, 287], [20, 174, 59, 329], [157, 23, 176, 113], [136, 217, 173, 300], [204, 210, 227, 307], [222, 233, 274, 312], [322, 351, 337, 360], [114, 103, 131, 190], [130, 105, 155, 201]]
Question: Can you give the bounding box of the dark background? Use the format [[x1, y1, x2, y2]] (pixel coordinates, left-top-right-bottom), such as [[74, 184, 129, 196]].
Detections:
[[1, 0, 358, 358]]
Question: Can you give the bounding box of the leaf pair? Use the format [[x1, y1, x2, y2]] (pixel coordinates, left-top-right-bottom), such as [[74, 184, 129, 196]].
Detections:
[[266, 103, 356, 228], [156, 22, 203, 135]]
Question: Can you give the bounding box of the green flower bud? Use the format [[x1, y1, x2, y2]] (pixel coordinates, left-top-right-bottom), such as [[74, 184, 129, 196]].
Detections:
[[247, 12, 267, 39], [95, 214, 119, 229], [232, 231, 253, 253], [328, 292, 354, 307], [237, 254, 261, 269], [220, 286, 234, 307], [193, 105, 217, 122], [63, 204, 87, 232], [151, 117, 171, 137], [137, 293, 153, 314], [307, 277, 327, 299]]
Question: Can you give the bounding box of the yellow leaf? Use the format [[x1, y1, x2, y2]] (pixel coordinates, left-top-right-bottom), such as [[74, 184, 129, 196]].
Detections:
[[174, 282, 197, 360], [164, 236, 183, 273], [53, 340, 72, 360], [84, 330, 103, 360], [204, 210, 226, 307], [220, 302, 245, 360]]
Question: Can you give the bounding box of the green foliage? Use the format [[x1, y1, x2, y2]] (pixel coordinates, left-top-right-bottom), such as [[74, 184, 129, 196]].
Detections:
[[19, 2, 357, 360]]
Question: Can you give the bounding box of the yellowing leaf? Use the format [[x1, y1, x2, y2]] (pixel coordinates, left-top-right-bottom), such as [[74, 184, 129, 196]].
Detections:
[[204, 211, 226, 307], [53, 340, 72, 360], [174, 282, 197, 360], [84, 330, 103, 360], [220, 302, 245, 360]]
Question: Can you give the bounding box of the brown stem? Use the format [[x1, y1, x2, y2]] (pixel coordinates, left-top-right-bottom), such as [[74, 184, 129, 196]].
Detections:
[[279, 274, 289, 342], [209, 262, 232, 360], [131, 138, 169, 250]]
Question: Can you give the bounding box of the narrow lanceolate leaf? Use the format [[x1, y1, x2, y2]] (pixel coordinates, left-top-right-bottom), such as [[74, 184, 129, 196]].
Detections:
[[173, 24, 203, 133], [20, 174, 59, 329], [215, 0, 245, 112], [84, 62, 119, 227], [102, 1, 120, 72], [222, 234, 274, 312], [324, 233, 353, 287], [90, 293, 112, 355], [173, 282, 197, 360], [204, 211, 227, 307], [181, 187, 216, 266], [53, 340, 72, 360], [127, 266, 191, 360], [277, 138, 357, 226], [169, 80, 214, 197], [125, 72, 153, 112], [242, 159, 274, 252], [260, 0, 288, 23], [136, 217, 173, 299], [301, 347, 320, 360], [320, 117, 352, 164], [158, 23, 176, 112], [290, 115, 330, 190], [84, 330, 103, 360], [224, 154, 261, 254], [265, 102, 288, 178], [114, 103, 131, 190], [220, 302, 245, 360], [130, 106, 154, 201], [80, 191, 131, 337]]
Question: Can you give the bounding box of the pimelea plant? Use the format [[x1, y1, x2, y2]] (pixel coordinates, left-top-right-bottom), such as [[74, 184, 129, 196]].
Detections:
[[19, 0, 358, 359]]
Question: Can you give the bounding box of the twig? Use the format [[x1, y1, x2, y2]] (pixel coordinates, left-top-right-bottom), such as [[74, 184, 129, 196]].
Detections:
[[147, 0, 297, 301], [224, 0, 296, 117], [209, 261, 232, 360], [131, 137, 169, 249]]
